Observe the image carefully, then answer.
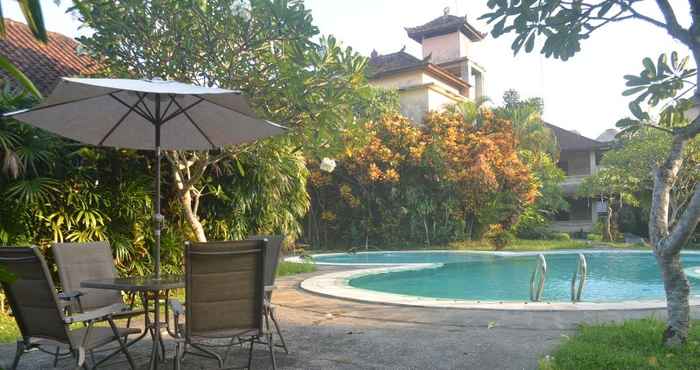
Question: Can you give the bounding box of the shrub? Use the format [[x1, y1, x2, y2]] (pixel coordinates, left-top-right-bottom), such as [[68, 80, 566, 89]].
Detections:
[[587, 233, 602, 242], [486, 227, 516, 250], [513, 208, 552, 239], [551, 232, 571, 241]]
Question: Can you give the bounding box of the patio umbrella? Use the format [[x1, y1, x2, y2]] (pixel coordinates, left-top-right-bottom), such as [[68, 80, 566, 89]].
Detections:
[[5, 77, 286, 278]]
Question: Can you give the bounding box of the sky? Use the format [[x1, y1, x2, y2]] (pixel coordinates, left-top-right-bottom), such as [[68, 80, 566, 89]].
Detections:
[[3, 0, 694, 139]]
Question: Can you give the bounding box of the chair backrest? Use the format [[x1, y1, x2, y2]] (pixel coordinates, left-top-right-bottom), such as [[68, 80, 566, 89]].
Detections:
[[52, 242, 122, 312], [0, 247, 70, 344], [186, 240, 266, 338], [248, 235, 284, 287]]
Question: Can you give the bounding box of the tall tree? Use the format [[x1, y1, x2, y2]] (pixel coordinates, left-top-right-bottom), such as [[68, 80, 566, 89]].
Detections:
[[74, 0, 373, 241], [482, 0, 700, 346]]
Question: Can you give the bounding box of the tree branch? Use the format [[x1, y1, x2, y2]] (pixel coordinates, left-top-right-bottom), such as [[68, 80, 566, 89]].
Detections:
[[655, 0, 693, 46], [665, 183, 700, 254]]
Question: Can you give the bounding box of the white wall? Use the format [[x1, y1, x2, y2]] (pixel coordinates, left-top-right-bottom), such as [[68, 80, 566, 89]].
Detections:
[[422, 32, 461, 64]]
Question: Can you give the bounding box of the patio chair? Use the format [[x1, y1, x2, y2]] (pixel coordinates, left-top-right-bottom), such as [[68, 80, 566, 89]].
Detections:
[[0, 246, 140, 370], [52, 241, 149, 362], [170, 239, 276, 370], [248, 235, 288, 353], [52, 242, 143, 318]]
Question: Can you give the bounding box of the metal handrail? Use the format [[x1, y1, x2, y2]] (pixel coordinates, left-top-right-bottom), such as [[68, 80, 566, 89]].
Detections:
[[570, 253, 587, 302], [529, 254, 547, 302]]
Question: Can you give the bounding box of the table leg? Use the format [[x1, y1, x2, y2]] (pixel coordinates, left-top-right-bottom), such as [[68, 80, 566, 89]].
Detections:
[[150, 292, 161, 370]]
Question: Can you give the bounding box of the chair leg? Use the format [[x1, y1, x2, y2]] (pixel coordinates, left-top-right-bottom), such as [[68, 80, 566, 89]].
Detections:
[[108, 318, 137, 370], [11, 340, 25, 370], [269, 308, 289, 354], [53, 346, 61, 368], [74, 347, 86, 370], [247, 339, 255, 370], [267, 333, 277, 370], [173, 341, 182, 370]]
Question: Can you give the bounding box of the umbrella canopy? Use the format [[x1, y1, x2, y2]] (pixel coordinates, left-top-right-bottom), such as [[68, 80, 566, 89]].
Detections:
[[7, 77, 287, 278], [10, 77, 285, 150]]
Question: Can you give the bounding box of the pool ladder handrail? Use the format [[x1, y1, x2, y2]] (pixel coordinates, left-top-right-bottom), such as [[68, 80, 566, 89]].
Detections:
[[571, 253, 587, 302], [529, 254, 547, 302]]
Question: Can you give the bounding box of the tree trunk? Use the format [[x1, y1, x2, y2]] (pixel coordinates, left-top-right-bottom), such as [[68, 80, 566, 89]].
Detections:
[[179, 190, 207, 242], [604, 201, 613, 241], [656, 251, 691, 347], [423, 216, 430, 246]]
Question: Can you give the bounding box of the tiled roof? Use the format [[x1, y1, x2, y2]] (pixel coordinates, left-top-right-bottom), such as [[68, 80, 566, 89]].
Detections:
[[367, 49, 425, 78], [406, 14, 486, 43], [545, 122, 606, 152], [0, 18, 99, 95]]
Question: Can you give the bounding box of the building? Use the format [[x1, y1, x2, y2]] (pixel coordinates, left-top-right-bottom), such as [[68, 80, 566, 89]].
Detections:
[[547, 123, 610, 233], [368, 10, 614, 234], [367, 8, 486, 123], [0, 18, 99, 96]]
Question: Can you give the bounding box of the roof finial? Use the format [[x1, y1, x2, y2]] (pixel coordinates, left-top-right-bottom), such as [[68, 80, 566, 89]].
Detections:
[[443, 6, 450, 16]]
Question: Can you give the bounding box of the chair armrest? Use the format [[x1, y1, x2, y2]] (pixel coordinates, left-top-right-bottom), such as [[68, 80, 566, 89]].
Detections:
[[58, 291, 84, 301], [169, 299, 185, 316], [64, 303, 128, 324]]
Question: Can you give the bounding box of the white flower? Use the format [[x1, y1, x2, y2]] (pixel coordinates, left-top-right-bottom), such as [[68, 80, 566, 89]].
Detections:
[[320, 157, 336, 173]]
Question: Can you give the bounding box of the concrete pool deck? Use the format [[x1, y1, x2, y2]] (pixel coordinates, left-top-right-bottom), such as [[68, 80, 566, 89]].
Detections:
[[2, 266, 698, 370]]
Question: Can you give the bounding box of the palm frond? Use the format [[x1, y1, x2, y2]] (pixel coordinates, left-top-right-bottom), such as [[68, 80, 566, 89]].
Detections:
[[0, 55, 43, 98]]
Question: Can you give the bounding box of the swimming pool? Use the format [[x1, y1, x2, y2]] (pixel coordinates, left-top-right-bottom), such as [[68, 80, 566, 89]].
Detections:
[[307, 250, 700, 304]]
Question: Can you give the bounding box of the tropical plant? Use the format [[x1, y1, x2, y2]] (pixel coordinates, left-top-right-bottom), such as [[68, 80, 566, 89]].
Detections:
[[73, 0, 374, 242], [481, 0, 700, 346]]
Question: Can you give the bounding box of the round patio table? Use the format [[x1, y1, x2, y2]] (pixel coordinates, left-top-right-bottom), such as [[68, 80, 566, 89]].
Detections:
[[81, 275, 184, 370]]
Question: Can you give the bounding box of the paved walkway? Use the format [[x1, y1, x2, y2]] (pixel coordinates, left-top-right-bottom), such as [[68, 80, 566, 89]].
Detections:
[[1, 266, 696, 370]]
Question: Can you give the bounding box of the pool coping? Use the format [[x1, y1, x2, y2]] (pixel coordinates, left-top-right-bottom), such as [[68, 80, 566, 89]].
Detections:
[[294, 249, 700, 311]]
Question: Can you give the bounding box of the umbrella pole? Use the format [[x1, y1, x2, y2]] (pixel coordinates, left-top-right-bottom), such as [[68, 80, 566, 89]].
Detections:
[[154, 95, 162, 279]]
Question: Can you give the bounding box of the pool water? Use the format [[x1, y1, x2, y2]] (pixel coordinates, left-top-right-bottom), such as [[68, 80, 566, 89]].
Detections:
[[314, 251, 700, 302]]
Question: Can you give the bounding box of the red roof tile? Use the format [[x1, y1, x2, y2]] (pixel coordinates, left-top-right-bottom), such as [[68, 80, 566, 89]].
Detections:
[[0, 18, 100, 95]]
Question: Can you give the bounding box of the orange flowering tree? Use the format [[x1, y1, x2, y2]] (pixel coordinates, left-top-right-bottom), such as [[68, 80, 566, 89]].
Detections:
[[305, 108, 537, 249], [423, 111, 537, 241]]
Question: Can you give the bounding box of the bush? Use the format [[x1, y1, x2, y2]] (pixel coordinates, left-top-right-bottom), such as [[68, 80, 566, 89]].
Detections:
[[587, 233, 602, 242], [486, 227, 516, 250], [513, 208, 552, 239], [551, 232, 571, 241]]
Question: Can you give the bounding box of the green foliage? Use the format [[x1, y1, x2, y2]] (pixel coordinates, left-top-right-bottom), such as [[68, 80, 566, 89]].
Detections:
[[617, 52, 698, 136], [200, 141, 310, 240], [496, 90, 567, 238], [73, 0, 374, 160], [542, 318, 700, 369], [551, 232, 570, 241], [587, 233, 602, 242], [482, 1, 646, 61], [513, 207, 551, 239], [485, 227, 516, 250], [494, 90, 557, 157]]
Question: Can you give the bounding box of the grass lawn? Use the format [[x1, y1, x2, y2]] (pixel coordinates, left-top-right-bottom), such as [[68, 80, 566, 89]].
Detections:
[[540, 318, 700, 370], [450, 238, 645, 251], [277, 260, 316, 276], [314, 238, 645, 253]]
